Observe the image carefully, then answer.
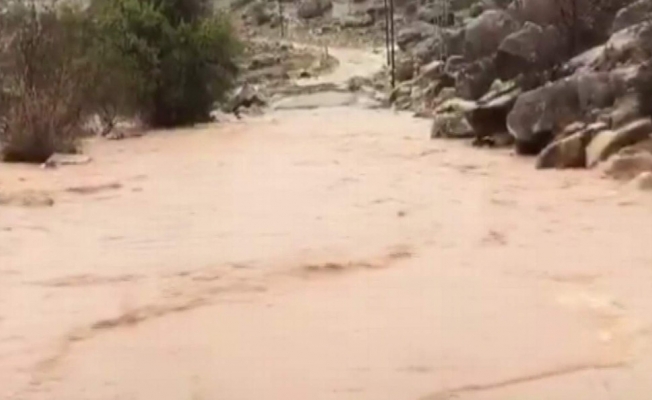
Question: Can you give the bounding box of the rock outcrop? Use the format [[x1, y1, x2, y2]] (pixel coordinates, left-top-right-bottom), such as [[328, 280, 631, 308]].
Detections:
[[495, 22, 565, 81], [297, 0, 332, 19], [465, 85, 520, 144], [463, 9, 520, 61], [586, 118, 652, 167], [535, 130, 591, 169], [611, 0, 652, 33]]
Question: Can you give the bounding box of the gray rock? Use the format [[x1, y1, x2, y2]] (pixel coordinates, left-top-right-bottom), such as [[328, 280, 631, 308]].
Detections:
[[455, 57, 496, 100], [463, 9, 520, 61], [338, 13, 374, 28], [612, 0, 652, 33], [430, 112, 475, 139], [466, 86, 521, 143], [412, 36, 443, 64], [396, 55, 416, 82], [248, 53, 280, 70], [610, 92, 643, 129], [507, 78, 579, 155], [430, 87, 457, 110], [397, 22, 436, 51], [535, 130, 591, 169], [577, 72, 622, 111], [514, 0, 632, 47], [495, 22, 565, 81], [451, 0, 483, 12], [297, 0, 332, 19], [507, 72, 622, 155], [445, 55, 466, 77], [245, 0, 277, 25], [596, 21, 652, 71], [586, 118, 652, 167], [417, 59, 445, 81]]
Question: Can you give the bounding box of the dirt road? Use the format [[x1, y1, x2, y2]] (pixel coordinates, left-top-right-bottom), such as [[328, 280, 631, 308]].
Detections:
[[1, 47, 652, 400]]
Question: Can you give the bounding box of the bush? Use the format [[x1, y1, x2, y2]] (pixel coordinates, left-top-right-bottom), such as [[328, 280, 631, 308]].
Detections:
[[0, 2, 97, 162], [91, 0, 241, 128], [0, 0, 241, 162]]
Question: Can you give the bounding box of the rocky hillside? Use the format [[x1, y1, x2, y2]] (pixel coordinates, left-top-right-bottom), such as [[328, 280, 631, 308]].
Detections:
[[387, 0, 652, 187], [232, 0, 652, 187]]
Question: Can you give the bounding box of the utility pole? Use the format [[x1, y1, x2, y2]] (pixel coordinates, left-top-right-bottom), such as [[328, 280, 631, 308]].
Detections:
[[389, 0, 396, 88], [434, 0, 450, 60], [384, 0, 390, 66]]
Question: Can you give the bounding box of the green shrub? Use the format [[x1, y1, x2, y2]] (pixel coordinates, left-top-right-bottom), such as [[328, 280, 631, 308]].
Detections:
[[92, 0, 241, 128], [0, 0, 241, 162]]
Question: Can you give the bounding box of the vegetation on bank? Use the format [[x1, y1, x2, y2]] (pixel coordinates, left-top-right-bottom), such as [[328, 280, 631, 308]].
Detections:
[[0, 0, 241, 162]]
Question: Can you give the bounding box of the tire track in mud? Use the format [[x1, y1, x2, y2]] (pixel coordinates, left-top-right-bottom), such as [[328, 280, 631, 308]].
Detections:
[[419, 361, 627, 400], [21, 245, 415, 394], [418, 276, 650, 400]]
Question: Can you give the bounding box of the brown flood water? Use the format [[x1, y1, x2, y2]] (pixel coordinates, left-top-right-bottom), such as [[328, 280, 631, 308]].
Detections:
[[1, 105, 652, 400]]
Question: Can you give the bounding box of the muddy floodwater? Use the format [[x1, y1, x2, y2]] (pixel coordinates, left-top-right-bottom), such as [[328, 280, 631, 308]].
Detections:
[[2, 47, 652, 400]]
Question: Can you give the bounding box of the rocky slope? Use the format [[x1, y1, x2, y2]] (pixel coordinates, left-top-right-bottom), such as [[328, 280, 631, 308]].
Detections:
[[390, 0, 652, 188], [232, 0, 652, 188]]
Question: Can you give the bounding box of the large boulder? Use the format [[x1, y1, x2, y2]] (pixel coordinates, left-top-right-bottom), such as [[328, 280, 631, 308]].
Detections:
[[396, 54, 416, 82], [598, 22, 652, 70], [465, 85, 520, 142], [586, 118, 652, 167], [495, 22, 565, 81], [509, 0, 559, 26], [445, 55, 466, 77], [430, 112, 475, 139], [463, 9, 521, 61], [611, 0, 652, 33], [445, 28, 467, 57], [397, 22, 437, 51], [609, 92, 643, 129], [412, 36, 442, 64], [535, 130, 591, 169], [512, 0, 638, 56], [507, 78, 580, 154], [410, 28, 464, 64], [577, 72, 623, 112], [245, 0, 277, 25], [431, 99, 477, 139], [417, 59, 445, 81], [297, 0, 332, 19], [455, 57, 497, 100], [507, 72, 622, 155]]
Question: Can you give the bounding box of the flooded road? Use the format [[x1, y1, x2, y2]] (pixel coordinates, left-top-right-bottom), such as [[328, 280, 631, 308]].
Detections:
[[2, 47, 652, 399]]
